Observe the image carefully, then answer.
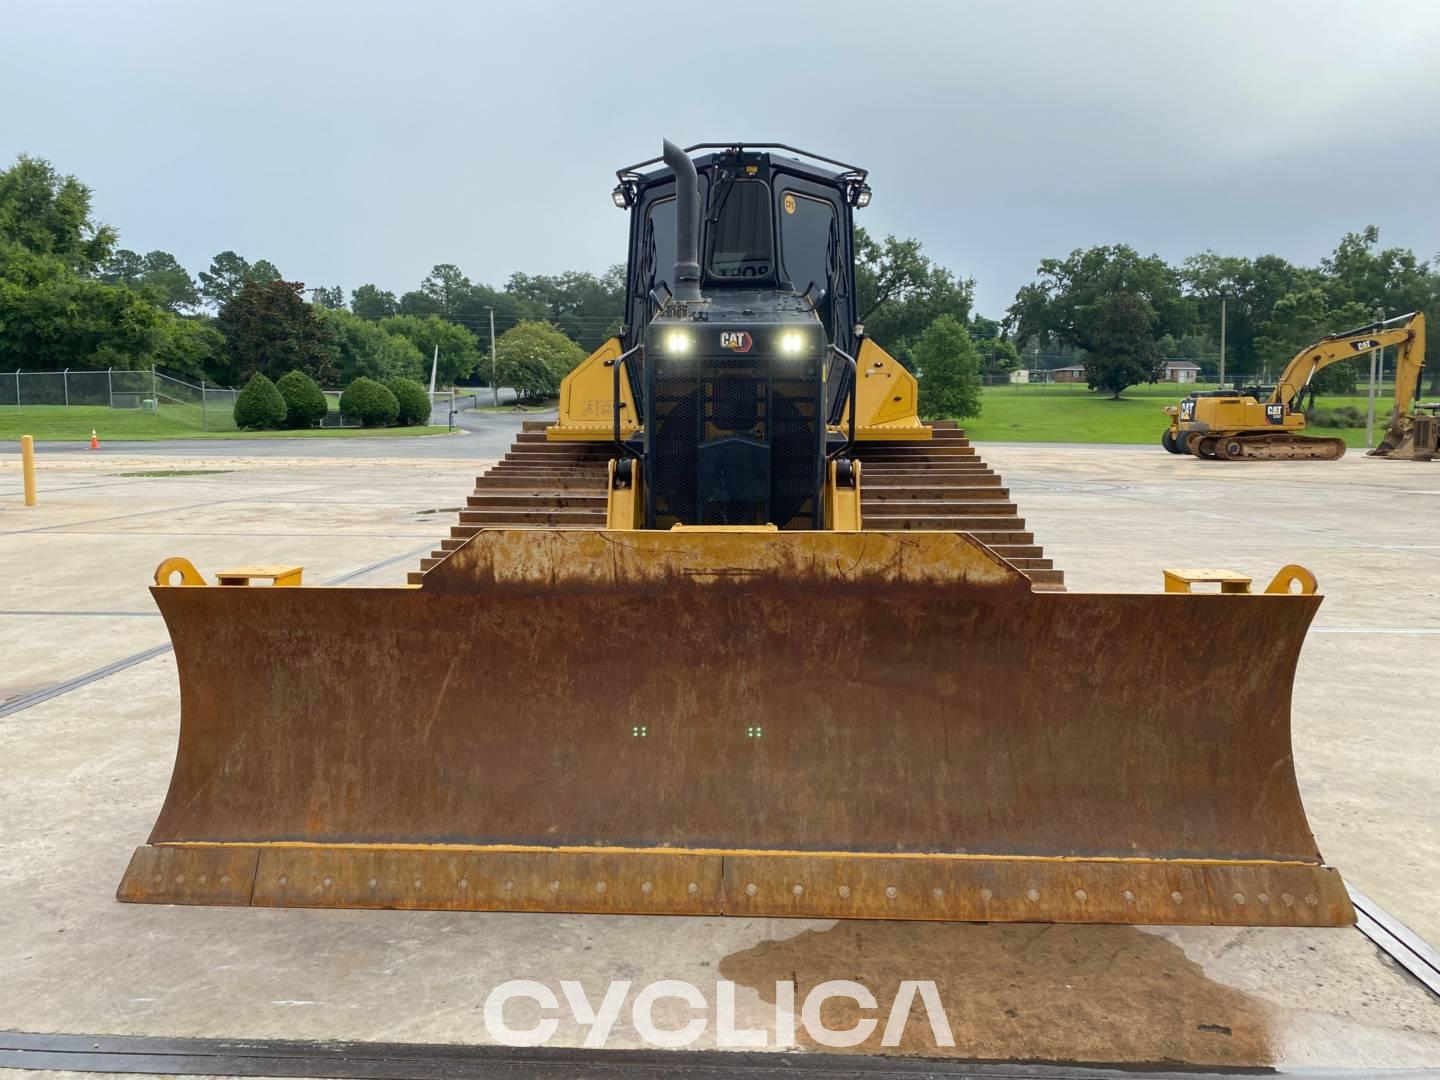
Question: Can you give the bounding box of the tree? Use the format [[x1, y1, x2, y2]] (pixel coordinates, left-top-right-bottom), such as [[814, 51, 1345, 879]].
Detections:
[[351, 283, 398, 320], [385, 377, 432, 426], [233, 372, 288, 429], [0, 247, 171, 369], [505, 267, 625, 352], [214, 280, 337, 385], [493, 321, 585, 400], [1084, 292, 1164, 398], [420, 263, 471, 315], [310, 284, 345, 310], [0, 154, 116, 273], [1322, 225, 1433, 314], [913, 315, 982, 420], [275, 369, 328, 427], [318, 307, 425, 383], [380, 314, 479, 385], [199, 250, 281, 308], [102, 249, 200, 312], [1320, 225, 1439, 395], [1009, 245, 1191, 357], [152, 315, 225, 381], [339, 376, 399, 426], [1428, 274, 1440, 395], [854, 228, 974, 363], [1181, 251, 1317, 373], [968, 315, 1020, 372], [397, 289, 443, 316]]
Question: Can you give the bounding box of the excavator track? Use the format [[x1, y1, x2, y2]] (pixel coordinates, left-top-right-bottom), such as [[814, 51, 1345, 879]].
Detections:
[[1189, 431, 1347, 461], [411, 421, 1063, 590]]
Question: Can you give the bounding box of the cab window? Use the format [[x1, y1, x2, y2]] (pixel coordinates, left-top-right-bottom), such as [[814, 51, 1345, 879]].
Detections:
[[779, 191, 837, 296], [706, 180, 773, 280], [644, 197, 675, 292]]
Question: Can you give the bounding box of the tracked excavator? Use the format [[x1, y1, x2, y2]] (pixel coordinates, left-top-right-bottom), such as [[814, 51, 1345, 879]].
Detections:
[[1163, 311, 1431, 460], [118, 141, 1353, 927]]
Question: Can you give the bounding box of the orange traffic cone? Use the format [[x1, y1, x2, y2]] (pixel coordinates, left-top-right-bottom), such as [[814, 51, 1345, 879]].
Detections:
[[89, 429, 99, 450]]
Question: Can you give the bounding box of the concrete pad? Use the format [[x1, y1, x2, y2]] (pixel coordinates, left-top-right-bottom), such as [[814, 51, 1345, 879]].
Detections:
[[984, 445, 1440, 941], [1, 456, 478, 700], [0, 444, 1436, 1071]]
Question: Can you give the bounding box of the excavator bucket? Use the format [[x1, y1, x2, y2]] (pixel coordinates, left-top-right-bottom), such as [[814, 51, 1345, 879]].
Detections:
[[119, 528, 1353, 927]]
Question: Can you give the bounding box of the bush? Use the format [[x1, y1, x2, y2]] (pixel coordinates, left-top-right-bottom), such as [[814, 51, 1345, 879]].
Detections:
[[1307, 404, 1366, 428], [339, 376, 399, 427], [386, 377, 431, 426], [233, 372, 287, 430], [275, 369, 328, 428]]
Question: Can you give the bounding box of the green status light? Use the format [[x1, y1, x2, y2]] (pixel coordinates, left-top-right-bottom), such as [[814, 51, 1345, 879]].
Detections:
[[631, 725, 648, 738]]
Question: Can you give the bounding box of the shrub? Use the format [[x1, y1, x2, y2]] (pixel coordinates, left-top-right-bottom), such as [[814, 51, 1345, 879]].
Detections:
[[339, 376, 399, 427], [233, 372, 287, 430], [275, 369, 328, 428], [386, 377, 432, 426], [1307, 404, 1366, 428]]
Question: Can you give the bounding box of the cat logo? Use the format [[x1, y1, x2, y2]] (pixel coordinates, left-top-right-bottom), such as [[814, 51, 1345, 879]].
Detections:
[[1350, 339, 1378, 351], [1179, 399, 1196, 422], [1265, 403, 1286, 424], [720, 331, 754, 353]]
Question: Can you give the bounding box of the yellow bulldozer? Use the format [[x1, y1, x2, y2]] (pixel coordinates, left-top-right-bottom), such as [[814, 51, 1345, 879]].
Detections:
[[1163, 311, 1433, 460], [118, 141, 1353, 927]]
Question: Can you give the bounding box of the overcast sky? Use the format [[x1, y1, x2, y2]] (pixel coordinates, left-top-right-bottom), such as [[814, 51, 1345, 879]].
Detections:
[[6, 0, 1440, 316]]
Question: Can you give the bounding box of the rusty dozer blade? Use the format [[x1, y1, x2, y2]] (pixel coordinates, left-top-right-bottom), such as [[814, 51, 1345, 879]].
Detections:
[[119, 529, 1353, 927]]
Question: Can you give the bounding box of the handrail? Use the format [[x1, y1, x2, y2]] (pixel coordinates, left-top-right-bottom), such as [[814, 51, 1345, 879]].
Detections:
[[826, 345, 859, 461], [611, 344, 643, 459]]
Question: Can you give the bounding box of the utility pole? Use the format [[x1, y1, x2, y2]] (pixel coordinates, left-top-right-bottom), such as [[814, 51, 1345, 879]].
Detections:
[[1366, 306, 1383, 446], [1218, 298, 1227, 388], [428, 345, 439, 397], [487, 306, 499, 406]]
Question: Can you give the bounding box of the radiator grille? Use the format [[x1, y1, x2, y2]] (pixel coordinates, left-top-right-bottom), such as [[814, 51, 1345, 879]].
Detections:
[[647, 338, 821, 528]]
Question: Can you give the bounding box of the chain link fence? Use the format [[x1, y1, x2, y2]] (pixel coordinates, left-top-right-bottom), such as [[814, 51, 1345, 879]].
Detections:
[[1, 369, 241, 431], [981, 372, 1399, 394], [2, 372, 469, 432]]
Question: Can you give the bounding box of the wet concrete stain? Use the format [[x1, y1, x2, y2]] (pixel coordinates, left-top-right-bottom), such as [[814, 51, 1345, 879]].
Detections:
[[719, 920, 1278, 1066]]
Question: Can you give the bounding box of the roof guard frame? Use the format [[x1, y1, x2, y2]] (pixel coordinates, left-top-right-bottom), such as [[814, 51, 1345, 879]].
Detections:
[[616, 143, 867, 183]]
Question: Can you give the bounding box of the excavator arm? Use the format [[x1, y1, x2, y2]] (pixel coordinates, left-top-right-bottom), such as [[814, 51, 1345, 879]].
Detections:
[[1270, 312, 1421, 409], [1370, 312, 1431, 458]]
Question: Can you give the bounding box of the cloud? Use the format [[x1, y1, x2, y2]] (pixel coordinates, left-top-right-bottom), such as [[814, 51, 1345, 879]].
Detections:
[[4, 0, 1438, 316]]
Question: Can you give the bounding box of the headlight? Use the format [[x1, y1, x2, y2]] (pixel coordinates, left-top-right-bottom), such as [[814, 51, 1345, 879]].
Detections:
[[664, 330, 692, 354], [780, 331, 805, 354]]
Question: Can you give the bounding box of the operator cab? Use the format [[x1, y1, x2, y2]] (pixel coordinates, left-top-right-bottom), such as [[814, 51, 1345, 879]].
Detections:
[[613, 143, 869, 358], [609, 142, 872, 530]]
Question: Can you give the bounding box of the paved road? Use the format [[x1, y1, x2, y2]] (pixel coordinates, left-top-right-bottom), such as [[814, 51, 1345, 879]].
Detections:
[[3, 405, 557, 461]]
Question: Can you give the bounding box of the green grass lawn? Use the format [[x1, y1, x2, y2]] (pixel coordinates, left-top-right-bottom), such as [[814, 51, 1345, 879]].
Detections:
[[470, 397, 558, 414], [961, 383, 1389, 447], [0, 405, 455, 442]]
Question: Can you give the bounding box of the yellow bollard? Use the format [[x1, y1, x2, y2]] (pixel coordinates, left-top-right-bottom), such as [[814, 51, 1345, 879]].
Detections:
[[21, 434, 37, 507]]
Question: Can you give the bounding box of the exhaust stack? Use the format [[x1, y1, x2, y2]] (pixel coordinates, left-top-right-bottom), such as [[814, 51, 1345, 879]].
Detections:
[[662, 139, 703, 303]]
